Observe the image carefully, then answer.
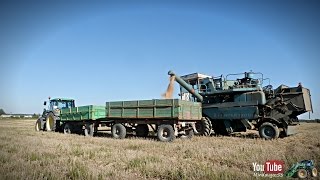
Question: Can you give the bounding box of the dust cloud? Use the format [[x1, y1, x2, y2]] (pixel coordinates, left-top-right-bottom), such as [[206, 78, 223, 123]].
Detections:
[[162, 75, 175, 99]]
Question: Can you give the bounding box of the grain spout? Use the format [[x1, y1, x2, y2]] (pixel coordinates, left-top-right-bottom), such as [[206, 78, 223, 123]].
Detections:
[[162, 75, 175, 99]]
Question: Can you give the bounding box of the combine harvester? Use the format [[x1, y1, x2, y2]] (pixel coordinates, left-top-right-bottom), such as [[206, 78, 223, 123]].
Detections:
[[35, 70, 312, 140], [169, 70, 313, 139]]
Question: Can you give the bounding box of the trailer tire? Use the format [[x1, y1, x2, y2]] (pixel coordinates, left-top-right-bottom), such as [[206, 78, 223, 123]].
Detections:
[[157, 124, 175, 142], [259, 122, 280, 139], [195, 117, 212, 136], [35, 119, 42, 131], [63, 123, 72, 134], [296, 169, 308, 179], [135, 124, 149, 137], [45, 112, 56, 131], [180, 129, 194, 139], [84, 122, 94, 137], [112, 123, 126, 139]]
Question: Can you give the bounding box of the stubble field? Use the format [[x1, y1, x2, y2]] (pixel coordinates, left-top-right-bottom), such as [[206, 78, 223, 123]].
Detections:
[[0, 119, 319, 179]]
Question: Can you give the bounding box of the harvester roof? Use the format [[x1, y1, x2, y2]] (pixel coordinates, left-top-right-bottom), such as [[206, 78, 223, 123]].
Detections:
[[181, 73, 212, 81]]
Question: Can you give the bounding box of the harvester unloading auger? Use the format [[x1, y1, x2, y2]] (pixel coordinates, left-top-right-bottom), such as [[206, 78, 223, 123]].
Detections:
[[168, 70, 313, 139]]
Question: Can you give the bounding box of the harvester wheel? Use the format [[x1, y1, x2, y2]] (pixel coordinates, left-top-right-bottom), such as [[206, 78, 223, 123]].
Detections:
[[195, 117, 212, 136], [45, 112, 56, 131], [259, 122, 280, 139], [84, 122, 94, 137], [180, 129, 194, 139], [135, 124, 149, 137], [296, 169, 308, 179], [63, 123, 72, 134], [157, 124, 175, 142], [311, 167, 318, 177], [35, 119, 42, 131], [112, 123, 126, 139]]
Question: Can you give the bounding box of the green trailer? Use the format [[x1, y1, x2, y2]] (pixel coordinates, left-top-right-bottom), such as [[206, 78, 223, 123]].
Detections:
[[59, 105, 108, 136], [60, 105, 106, 121], [59, 99, 202, 142]]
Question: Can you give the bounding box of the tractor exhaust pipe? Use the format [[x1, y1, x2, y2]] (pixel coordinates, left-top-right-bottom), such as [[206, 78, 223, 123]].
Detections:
[[168, 70, 204, 102]]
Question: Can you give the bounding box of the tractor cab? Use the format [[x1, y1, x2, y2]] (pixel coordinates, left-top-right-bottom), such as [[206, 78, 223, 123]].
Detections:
[[44, 97, 75, 112]]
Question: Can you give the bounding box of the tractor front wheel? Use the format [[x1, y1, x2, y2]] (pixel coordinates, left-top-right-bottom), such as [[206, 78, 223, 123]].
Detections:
[[35, 119, 42, 131]]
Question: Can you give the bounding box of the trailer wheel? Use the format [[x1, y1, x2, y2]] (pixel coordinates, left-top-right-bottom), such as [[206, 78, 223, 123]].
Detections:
[[35, 119, 42, 131], [84, 122, 94, 137], [296, 169, 308, 179], [180, 129, 194, 139], [63, 123, 72, 134], [311, 167, 318, 177], [195, 117, 212, 136], [112, 123, 126, 139], [45, 112, 56, 131], [135, 124, 149, 137], [157, 124, 175, 142], [259, 122, 280, 139]]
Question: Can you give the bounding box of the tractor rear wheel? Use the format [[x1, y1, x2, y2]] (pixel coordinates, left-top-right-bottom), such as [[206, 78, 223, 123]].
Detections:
[[112, 123, 126, 139], [35, 119, 42, 131], [135, 124, 149, 137], [311, 167, 318, 177], [84, 122, 94, 137], [194, 117, 212, 136], [259, 122, 280, 139], [157, 124, 175, 142], [45, 112, 56, 131], [296, 169, 308, 179]]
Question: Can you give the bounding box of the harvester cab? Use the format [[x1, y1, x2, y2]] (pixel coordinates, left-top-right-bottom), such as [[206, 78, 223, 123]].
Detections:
[[178, 71, 266, 98], [36, 97, 75, 132]]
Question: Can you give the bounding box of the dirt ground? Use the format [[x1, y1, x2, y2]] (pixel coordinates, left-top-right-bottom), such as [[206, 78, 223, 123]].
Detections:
[[0, 119, 319, 179]]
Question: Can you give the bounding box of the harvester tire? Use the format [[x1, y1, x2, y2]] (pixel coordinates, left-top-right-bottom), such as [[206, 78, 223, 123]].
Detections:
[[35, 119, 42, 131], [135, 124, 149, 137], [296, 169, 308, 179], [112, 123, 126, 139], [63, 123, 72, 134], [45, 112, 56, 131], [157, 124, 175, 142], [259, 122, 280, 139], [311, 167, 318, 177], [195, 117, 212, 136], [84, 122, 94, 137]]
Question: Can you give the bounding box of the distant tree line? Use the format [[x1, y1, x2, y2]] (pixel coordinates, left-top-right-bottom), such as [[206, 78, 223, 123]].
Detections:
[[32, 113, 40, 118], [0, 109, 40, 119]]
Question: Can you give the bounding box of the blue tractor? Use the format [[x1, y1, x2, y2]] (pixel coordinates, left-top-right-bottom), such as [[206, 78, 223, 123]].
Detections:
[[169, 70, 313, 139]]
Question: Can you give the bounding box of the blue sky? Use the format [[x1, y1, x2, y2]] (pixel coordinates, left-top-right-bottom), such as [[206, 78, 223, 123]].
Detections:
[[0, 0, 319, 119]]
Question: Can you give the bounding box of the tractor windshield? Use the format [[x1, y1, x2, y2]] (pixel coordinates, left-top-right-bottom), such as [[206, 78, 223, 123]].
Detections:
[[50, 100, 74, 110]]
